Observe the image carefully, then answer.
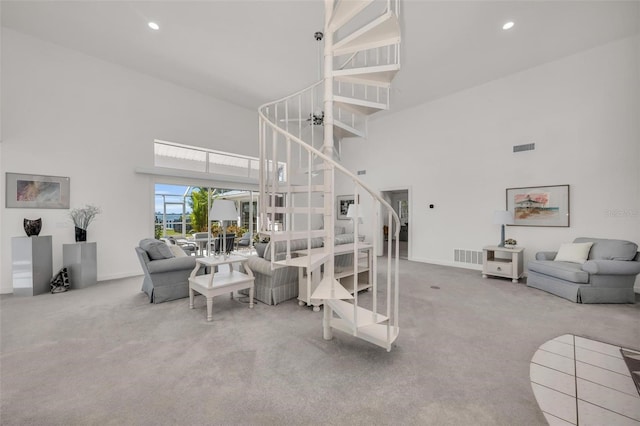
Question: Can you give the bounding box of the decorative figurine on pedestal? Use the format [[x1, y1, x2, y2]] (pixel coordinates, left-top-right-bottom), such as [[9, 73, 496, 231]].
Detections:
[[23, 218, 42, 237], [69, 204, 101, 242], [50, 267, 70, 293]]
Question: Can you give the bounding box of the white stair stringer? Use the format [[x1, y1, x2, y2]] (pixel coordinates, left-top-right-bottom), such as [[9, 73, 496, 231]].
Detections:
[[310, 276, 354, 301], [265, 230, 326, 241], [267, 206, 324, 215], [330, 319, 399, 351], [258, 0, 402, 351], [286, 184, 325, 193], [332, 11, 401, 56], [334, 95, 388, 116], [333, 64, 399, 87], [334, 119, 366, 139], [327, 299, 387, 328], [329, 0, 375, 32], [275, 252, 330, 271]]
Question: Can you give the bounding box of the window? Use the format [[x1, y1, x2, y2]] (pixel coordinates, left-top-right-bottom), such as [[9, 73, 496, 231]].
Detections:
[[155, 184, 259, 242], [154, 140, 286, 182]]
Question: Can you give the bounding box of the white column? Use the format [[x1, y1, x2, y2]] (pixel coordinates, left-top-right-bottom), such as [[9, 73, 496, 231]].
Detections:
[[323, 0, 335, 341]]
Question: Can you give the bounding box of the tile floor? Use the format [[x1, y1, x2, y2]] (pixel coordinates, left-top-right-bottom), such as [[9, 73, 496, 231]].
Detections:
[[530, 334, 640, 425]]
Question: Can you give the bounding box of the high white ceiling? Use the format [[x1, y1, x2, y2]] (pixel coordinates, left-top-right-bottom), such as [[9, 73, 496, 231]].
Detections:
[[2, 1, 639, 114]]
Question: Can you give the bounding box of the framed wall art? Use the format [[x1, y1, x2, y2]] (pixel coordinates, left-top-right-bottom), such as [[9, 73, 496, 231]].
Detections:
[[506, 184, 569, 227], [6, 173, 70, 209], [337, 194, 355, 220]]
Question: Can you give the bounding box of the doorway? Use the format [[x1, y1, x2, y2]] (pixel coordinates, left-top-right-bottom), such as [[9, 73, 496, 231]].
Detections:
[[381, 188, 409, 260]]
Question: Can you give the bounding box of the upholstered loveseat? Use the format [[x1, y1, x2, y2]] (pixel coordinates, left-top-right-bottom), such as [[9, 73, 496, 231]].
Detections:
[[241, 230, 356, 305], [527, 237, 640, 303], [135, 238, 203, 303]]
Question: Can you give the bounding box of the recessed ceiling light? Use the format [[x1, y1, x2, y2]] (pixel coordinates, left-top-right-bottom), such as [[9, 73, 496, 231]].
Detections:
[[502, 21, 514, 30], [148, 22, 160, 31]]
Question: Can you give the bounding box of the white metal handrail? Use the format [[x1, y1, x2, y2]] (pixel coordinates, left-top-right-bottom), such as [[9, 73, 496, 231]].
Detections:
[[335, 44, 400, 72], [258, 0, 401, 350], [259, 99, 401, 342]]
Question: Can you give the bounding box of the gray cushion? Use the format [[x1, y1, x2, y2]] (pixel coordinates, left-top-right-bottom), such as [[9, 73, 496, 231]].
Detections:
[[146, 256, 196, 273], [139, 238, 175, 260], [582, 259, 640, 275], [264, 238, 324, 261], [527, 260, 589, 284], [536, 251, 558, 261], [574, 237, 638, 261], [255, 242, 268, 258], [334, 233, 355, 245]]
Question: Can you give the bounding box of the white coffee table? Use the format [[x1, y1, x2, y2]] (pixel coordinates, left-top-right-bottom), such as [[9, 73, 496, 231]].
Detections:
[[188, 254, 254, 321]]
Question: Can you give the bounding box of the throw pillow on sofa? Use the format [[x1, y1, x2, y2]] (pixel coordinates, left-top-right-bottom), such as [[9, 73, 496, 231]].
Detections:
[[168, 245, 187, 257], [139, 238, 175, 260], [255, 242, 268, 258], [554, 242, 593, 264]]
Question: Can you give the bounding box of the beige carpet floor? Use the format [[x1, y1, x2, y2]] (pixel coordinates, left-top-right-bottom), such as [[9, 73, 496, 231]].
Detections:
[[1, 259, 639, 425]]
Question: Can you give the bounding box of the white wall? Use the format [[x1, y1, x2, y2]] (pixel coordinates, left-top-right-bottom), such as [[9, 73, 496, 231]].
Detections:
[[340, 36, 640, 288], [0, 29, 257, 293]]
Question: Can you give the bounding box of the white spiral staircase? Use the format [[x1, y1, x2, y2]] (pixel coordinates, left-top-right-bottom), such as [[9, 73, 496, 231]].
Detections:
[[258, 0, 401, 351]]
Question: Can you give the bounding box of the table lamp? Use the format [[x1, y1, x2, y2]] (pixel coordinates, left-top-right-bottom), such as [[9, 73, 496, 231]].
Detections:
[[347, 204, 363, 240], [346, 204, 363, 223], [493, 210, 514, 247], [210, 199, 238, 258]]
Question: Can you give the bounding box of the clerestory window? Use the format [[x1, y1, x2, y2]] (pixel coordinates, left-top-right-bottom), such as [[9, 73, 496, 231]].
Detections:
[[154, 140, 286, 182]]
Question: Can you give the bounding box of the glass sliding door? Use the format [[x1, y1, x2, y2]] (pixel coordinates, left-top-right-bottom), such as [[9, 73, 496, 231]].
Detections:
[[155, 184, 258, 253]]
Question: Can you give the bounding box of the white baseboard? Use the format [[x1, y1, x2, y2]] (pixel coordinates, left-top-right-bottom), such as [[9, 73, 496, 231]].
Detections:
[[409, 257, 640, 295], [0, 272, 143, 295], [98, 272, 143, 282], [409, 256, 483, 271]]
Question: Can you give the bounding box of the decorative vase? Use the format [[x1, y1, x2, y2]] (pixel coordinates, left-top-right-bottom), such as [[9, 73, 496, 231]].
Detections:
[[75, 226, 87, 242], [23, 218, 42, 237], [504, 244, 515, 249]]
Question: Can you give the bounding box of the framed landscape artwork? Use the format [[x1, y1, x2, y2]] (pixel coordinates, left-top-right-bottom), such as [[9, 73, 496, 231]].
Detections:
[[506, 184, 569, 227], [6, 173, 70, 209], [337, 194, 355, 220]]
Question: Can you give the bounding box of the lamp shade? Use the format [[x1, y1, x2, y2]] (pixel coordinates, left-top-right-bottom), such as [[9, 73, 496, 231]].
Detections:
[[492, 210, 514, 225], [209, 199, 238, 221], [346, 204, 363, 219]]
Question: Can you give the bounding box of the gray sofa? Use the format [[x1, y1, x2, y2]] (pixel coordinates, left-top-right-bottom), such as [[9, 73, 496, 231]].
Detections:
[[240, 230, 355, 305], [135, 238, 203, 303], [527, 237, 640, 303]]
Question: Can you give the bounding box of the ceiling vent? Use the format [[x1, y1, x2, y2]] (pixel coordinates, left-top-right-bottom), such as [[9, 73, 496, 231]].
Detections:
[[513, 143, 535, 153]]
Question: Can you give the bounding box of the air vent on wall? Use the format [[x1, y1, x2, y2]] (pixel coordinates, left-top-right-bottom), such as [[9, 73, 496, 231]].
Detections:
[[357, 170, 366, 175], [513, 143, 535, 153], [454, 249, 483, 265]]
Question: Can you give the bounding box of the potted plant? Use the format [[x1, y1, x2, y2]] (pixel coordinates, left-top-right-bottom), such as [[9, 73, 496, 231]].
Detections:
[[69, 204, 101, 242]]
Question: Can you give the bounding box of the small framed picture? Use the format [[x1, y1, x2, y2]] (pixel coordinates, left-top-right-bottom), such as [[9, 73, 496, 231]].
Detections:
[[337, 195, 355, 220]]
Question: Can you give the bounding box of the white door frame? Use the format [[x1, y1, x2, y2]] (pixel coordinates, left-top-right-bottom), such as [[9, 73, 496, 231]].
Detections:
[[379, 186, 412, 260]]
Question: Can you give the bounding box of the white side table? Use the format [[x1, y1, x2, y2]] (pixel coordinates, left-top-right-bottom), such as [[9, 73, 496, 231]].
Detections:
[[482, 246, 524, 283], [188, 255, 254, 321]]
